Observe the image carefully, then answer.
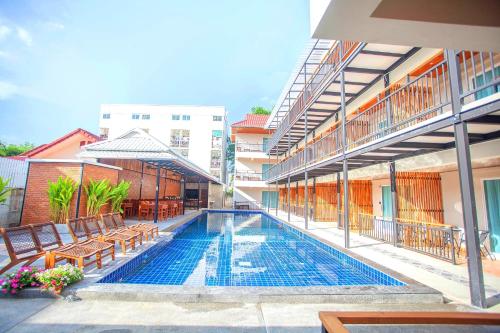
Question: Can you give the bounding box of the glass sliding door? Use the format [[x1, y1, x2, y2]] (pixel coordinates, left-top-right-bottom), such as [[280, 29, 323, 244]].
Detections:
[[262, 191, 278, 209], [382, 186, 392, 219]]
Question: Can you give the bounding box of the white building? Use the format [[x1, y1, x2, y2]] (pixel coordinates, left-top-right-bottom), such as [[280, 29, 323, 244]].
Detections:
[[99, 104, 227, 181], [231, 114, 275, 209]]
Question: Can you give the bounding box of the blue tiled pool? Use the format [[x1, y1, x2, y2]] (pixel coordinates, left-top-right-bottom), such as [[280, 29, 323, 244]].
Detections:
[[99, 211, 405, 287]]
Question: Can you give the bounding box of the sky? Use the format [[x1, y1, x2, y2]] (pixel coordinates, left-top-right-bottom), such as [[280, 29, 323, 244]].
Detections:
[[0, 0, 310, 145]]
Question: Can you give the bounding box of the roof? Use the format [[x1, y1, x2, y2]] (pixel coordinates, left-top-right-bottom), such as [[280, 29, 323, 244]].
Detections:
[[78, 128, 222, 184], [20, 128, 99, 158], [231, 114, 270, 128]]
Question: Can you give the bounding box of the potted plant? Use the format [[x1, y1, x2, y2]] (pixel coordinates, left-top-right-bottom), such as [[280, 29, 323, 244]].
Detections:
[[84, 178, 111, 216], [36, 264, 83, 295], [47, 176, 78, 224], [109, 180, 131, 213]]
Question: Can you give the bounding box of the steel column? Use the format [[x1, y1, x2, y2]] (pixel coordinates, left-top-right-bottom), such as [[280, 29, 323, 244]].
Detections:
[[197, 177, 201, 210], [295, 181, 299, 214], [312, 177, 316, 222], [446, 49, 486, 308], [287, 131, 291, 222], [267, 154, 271, 212], [389, 161, 398, 246], [340, 59, 349, 248], [181, 177, 186, 215], [336, 172, 341, 229], [304, 108, 309, 229], [153, 165, 160, 223], [275, 153, 279, 216]]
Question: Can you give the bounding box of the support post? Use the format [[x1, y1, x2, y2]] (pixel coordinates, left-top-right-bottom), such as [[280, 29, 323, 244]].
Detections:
[[389, 161, 398, 246], [340, 61, 349, 248], [197, 177, 201, 210], [275, 154, 279, 216], [446, 49, 486, 308], [312, 177, 316, 222], [267, 154, 271, 213], [384, 74, 392, 131], [287, 131, 291, 222], [336, 172, 341, 229], [295, 181, 299, 215], [304, 109, 309, 230], [343, 160, 349, 248], [153, 165, 160, 223], [138, 161, 144, 201], [181, 177, 186, 215]]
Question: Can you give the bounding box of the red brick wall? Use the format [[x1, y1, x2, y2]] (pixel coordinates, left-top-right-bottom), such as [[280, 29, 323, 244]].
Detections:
[[21, 162, 119, 225]]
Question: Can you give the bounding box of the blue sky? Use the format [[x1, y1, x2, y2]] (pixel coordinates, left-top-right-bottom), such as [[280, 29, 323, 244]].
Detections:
[[0, 0, 310, 145]]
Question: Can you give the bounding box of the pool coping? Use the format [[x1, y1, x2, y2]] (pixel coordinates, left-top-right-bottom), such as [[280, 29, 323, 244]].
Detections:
[[66, 209, 443, 304]]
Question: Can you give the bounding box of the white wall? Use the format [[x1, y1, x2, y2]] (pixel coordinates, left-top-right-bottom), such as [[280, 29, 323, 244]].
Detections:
[[99, 104, 226, 179]]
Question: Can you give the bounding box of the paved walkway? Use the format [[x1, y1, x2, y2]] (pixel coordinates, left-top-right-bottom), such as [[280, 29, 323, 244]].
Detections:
[[0, 298, 478, 333], [267, 209, 500, 309]]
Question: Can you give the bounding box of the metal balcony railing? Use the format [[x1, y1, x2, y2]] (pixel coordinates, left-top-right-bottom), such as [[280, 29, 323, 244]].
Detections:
[[234, 171, 263, 181], [264, 49, 499, 182], [235, 142, 265, 153], [267, 41, 361, 153]]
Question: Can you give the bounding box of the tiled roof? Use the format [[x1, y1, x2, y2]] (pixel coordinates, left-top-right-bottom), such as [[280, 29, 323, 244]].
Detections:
[[231, 114, 269, 128], [20, 128, 99, 158]]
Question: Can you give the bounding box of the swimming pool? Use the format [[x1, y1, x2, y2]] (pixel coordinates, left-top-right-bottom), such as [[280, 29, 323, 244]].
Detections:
[[99, 211, 404, 287]]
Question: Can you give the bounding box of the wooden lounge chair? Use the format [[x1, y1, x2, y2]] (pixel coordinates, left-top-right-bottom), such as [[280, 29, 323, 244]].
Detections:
[[31, 222, 102, 269], [319, 311, 500, 333], [112, 212, 159, 241], [67, 217, 115, 262], [82, 216, 136, 255], [1, 222, 102, 273], [100, 213, 142, 245]]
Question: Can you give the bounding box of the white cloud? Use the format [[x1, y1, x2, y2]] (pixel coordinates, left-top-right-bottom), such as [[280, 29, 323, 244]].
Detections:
[[47, 22, 65, 30], [0, 81, 19, 100], [16, 27, 32, 46], [0, 51, 12, 60], [0, 25, 11, 41]]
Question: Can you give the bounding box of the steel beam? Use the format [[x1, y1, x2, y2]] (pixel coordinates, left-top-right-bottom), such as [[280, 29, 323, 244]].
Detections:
[[340, 62, 349, 248], [447, 49, 486, 308], [287, 131, 291, 222], [337, 172, 341, 229], [304, 107, 309, 229]]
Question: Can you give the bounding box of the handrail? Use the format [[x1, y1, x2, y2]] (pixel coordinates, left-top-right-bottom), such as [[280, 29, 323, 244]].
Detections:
[[266, 41, 362, 153]]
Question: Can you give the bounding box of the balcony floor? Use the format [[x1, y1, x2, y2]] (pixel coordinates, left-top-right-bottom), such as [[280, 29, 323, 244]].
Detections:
[[266, 208, 500, 309]]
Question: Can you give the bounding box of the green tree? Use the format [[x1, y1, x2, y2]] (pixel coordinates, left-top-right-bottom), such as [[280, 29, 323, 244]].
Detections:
[[0, 142, 35, 156], [251, 106, 271, 115], [0, 177, 12, 204]]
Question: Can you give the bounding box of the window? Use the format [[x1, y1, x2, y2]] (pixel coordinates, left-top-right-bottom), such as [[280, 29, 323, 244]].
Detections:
[[142, 114, 150, 120], [262, 164, 272, 179], [213, 115, 222, 121], [173, 148, 189, 158], [474, 66, 500, 100], [170, 129, 190, 147], [132, 114, 140, 120], [182, 115, 190, 121], [102, 113, 110, 119], [210, 150, 221, 169], [99, 128, 109, 139], [79, 140, 86, 147], [172, 114, 180, 120], [262, 138, 270, 151], [212, 130, 223, 148]]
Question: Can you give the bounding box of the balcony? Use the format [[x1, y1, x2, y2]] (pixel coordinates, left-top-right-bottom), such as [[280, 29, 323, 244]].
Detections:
[[170, 137, 190, 148], [235, 141, 268, 159], [265, 50, 500, 181], [234, 171, 267, 188]]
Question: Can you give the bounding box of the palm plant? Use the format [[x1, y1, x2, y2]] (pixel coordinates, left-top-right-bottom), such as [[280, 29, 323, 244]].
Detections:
[[0, 177, 12, 204], [47, 176, 78, 223], [84, 178, 111, 216], [109, 180, 131, 213]]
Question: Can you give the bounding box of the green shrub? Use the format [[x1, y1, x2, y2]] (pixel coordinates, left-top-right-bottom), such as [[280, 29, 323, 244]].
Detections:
[[36, 264, 84, 294], [48, 176, 78, 223], [84, 178, 111, 216], [109, 180, 131, 213], [0, 177, 11, 204]]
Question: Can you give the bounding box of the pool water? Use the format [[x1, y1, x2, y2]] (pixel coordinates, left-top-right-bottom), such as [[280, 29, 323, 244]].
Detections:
[[102, 212, 404, 287]]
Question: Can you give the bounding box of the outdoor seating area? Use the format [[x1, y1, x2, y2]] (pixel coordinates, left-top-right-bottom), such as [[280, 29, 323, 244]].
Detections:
[[124, 199, 183, 220], [0, 212, 160, 273]]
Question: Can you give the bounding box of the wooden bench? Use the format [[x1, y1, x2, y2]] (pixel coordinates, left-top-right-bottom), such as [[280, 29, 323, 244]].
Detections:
[[319, 311, 500, 333]]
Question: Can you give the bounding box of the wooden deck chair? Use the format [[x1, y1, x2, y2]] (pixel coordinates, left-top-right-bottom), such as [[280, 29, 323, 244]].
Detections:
[[31, 222, 101, 269], [112, 212, 158, 241], [67, 217, 115, 262], [82, 216, 136, 255], [0, 225, 45, 274], [100, 213, 142, 245]]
